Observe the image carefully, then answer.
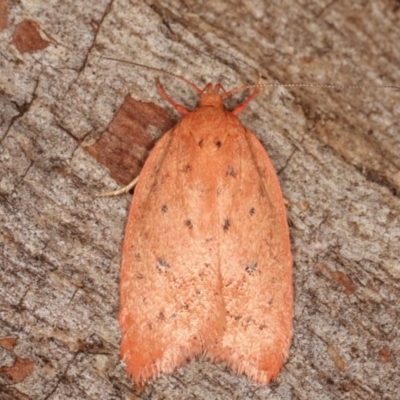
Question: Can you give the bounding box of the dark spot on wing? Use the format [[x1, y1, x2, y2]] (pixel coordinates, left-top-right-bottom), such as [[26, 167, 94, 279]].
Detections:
[[137, 273, 144, 279], [215, 140, 222, 148], [198, 139, 204, 148], [226, 166, 237, 177], [183, 164, 191, 173], [161, 204, 168, 213], [268, 297, 274, 305], [135, 253, 141, 260], [249, 207, 255, 216], [223, 219, 230, 231], [158, 311, 165, 320], [147, 322, 153, 330], [245, 261, 258, 274], [157, 258, 170, 272], [185, 219, 193, 229]]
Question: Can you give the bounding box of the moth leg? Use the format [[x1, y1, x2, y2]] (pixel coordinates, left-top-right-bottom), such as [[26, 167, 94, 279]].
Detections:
[[97, 176, 139, 197], [230, 73, 262, 115], [156, 78, 190, 114]]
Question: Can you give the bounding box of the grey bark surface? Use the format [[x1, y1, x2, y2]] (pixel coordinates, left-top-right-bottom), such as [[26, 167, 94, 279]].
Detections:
[[1, 0, 399, 399]]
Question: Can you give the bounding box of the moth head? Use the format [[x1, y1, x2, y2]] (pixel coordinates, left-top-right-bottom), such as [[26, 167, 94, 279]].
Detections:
[[199, 83, 225, 108]]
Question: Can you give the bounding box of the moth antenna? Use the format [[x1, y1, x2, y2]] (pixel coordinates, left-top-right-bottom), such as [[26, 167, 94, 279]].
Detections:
[[225, 77, 399, 116], [98, 55, 203, 94], [259, 81, 400, 91], [222, 79, 400, 97], [221, 73, 262, 99], [97, 56, 400, 92]]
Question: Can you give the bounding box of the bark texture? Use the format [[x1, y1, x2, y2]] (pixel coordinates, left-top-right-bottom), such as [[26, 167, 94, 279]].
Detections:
[[0, 0, 399, 399]]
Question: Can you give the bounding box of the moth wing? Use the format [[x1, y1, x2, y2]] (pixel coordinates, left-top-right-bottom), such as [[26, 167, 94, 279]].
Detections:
[[119, 126, 226, 384], [208, 127, 293, 384]]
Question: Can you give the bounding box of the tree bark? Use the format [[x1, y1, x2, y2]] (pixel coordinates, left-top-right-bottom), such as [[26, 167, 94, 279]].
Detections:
[[1, 0, 399, 399]]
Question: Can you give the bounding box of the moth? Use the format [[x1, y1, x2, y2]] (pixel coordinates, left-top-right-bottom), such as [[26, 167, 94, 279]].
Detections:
[[115, 76, 293, 385]]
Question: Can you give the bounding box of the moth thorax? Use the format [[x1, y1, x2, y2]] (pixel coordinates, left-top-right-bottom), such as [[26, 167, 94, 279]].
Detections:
[[199, 93, 224, 109]]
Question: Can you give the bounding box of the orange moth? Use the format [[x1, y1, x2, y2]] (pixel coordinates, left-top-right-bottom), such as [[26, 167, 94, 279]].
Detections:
[[117, 75, 293, 385]]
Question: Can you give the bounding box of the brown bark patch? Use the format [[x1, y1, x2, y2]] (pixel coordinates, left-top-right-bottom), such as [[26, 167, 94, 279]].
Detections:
[[0, 337, 17, 351], [315, 264, 358, 295], [0, 0, 8, 31], [378, 346, 390, 363], [330, 271, 358, 295], [327, 345, 346, 372], [12, 20, 49, 53], [0, 356, 35, 383], [85, 94, 173, 185]]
